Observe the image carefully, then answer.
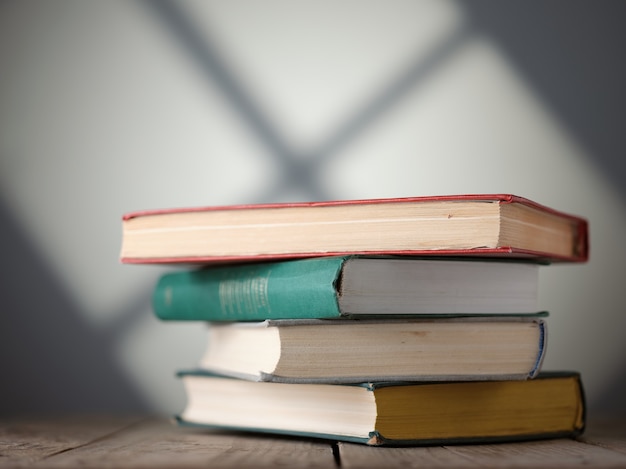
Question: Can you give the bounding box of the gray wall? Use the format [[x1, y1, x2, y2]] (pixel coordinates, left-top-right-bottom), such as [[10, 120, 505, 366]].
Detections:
[[1, 0, 625, 416]]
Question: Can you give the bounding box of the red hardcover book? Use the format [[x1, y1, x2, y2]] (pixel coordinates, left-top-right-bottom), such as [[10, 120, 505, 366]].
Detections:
[[120, 194, 588, 264]]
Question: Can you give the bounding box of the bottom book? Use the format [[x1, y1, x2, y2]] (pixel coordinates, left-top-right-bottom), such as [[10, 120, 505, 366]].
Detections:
[[176, 371, 585, 446]]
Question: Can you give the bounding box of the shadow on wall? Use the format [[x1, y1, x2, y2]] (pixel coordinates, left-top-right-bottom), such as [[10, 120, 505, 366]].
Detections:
[[593, 371, 626, 417], [462, 0, 626, 201], [0, 198, 151, 415]]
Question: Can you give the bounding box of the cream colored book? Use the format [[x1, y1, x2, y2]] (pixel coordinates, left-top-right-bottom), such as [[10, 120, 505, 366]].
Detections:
[[198, 316, 546, 383]]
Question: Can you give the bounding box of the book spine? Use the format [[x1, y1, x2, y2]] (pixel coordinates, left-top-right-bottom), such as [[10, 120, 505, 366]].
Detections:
[[153, 257, 346, 321]]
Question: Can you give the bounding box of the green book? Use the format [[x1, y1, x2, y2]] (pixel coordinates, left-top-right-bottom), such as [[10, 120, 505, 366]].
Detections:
[[175, 371, 586, 446], [153, 256, 541, 321]]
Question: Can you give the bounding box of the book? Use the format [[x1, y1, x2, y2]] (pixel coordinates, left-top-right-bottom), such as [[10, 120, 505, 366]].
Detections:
[[153, 256, 542, 321], [120, 194, 589, 264], [176, 371, 585, 446], [196, 316, 546, 383]]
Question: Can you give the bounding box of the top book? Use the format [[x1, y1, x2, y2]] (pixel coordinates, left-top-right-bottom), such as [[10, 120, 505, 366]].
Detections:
[[120, 194, 589, 264]]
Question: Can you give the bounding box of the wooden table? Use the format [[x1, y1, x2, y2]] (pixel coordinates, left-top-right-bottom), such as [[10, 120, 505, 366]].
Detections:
[[2, 415, 626, 468]]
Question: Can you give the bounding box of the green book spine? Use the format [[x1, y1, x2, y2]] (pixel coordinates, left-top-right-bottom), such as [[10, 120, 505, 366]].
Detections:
[[153, 257, 347, 321]]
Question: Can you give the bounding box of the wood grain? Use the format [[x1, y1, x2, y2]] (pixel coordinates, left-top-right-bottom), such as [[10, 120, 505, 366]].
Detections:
[[2, 416, 626, 468], [0, 415, 142, 467], [578, 416, 626, 455], [339, 436, 626, 469], [26, 418, 336, 468]]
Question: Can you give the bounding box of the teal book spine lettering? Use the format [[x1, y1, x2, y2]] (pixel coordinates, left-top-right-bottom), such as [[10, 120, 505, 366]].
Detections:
[[153, 257, 347, 321]]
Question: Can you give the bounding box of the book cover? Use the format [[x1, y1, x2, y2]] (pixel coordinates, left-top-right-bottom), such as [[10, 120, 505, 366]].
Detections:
[[153, 256, 542, 321], [121, 194, 589, 264], [175, 371, 585, 446]]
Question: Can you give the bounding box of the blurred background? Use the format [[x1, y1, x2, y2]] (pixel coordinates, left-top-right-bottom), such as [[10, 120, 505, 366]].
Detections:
[[1, 0, 625, 416]]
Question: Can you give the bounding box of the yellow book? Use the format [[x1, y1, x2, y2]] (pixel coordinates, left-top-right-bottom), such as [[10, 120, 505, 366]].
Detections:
[[176, 372, 585, 446]]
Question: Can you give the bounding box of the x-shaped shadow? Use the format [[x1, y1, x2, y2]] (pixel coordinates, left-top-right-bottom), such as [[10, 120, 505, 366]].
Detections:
[[144, 0, 470, 203]]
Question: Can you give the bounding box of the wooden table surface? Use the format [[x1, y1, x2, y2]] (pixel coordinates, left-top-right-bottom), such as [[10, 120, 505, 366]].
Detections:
[[2, 415, 626, 468]]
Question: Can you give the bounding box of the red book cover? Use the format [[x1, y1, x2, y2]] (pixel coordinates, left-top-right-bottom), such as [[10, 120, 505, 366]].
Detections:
[[120, 194, 589, 264]]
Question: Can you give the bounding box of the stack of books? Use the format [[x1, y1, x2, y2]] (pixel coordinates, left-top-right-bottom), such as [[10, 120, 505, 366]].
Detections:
[[121, 194, 589, 446]]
